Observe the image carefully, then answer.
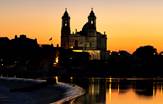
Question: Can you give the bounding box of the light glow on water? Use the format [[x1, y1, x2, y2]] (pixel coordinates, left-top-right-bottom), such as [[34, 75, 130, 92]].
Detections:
[[71, 78, 163, 104], [55, 76, 58, 83], [105, 79, 163, 104]]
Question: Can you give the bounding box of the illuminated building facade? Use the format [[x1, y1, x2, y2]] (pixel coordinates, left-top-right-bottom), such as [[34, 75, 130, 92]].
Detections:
[[61, 9, 107, 60]]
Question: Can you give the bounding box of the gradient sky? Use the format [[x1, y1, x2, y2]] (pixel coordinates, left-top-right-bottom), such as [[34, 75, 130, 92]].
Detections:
[[1, 0, 163, 53]]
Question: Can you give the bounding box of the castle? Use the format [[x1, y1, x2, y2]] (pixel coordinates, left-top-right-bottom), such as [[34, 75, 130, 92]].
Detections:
[[61, 9, 107, 60]]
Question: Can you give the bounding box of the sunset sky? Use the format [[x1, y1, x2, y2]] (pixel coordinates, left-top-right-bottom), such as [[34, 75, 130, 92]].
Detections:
[[0, 0, 163, 53]]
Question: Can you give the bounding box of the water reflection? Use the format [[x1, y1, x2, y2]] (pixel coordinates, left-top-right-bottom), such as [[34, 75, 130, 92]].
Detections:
[[59, 77, 163, 104]]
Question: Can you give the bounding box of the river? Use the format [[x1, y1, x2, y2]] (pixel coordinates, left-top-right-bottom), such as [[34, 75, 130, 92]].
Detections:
[[59, 77, 163, 104]]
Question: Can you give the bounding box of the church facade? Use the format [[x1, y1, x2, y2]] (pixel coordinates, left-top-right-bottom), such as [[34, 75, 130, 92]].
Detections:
[[61, 9, 107, 60]]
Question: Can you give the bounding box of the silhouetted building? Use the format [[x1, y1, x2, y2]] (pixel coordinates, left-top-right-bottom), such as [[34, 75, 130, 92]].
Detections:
[[0, 37, 10, 48], [61, 8, 107, 60], [11, 35, 38, 48], [0, 35, 56, 78]]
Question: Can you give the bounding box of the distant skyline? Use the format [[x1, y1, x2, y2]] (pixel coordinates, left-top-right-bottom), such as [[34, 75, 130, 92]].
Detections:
[[1, 0, 163, 53]]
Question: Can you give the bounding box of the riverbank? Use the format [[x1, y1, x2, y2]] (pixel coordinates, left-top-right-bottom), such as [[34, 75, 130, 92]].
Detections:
[[52, 82, 85, 104], [0, 77, 85, 104]]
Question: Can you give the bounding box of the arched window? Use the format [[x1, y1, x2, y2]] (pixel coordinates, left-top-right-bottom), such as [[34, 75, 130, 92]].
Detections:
[[91, 20, 94, 24]]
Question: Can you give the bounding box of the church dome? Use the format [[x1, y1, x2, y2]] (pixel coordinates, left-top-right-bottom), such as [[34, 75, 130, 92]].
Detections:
[[81, 22, 96, 36], [80, 9, 97, 36], [82, 22, 89, 34]]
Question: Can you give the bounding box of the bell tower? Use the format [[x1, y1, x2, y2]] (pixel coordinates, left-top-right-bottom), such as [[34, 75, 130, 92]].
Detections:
[[61, 8, 70, 36], [88, 8, 96, 30], [61, 8, 71, 48]]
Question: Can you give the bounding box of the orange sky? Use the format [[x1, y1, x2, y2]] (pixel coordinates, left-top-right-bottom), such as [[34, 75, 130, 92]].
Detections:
[[0, 0, 163, 53]]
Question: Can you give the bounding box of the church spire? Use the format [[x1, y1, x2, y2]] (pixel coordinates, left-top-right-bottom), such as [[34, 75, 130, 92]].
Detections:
[[88, 8, 96, 30], [61, 8, 71, 36], [61, 8, 71, 48], [62, 8, 70, 19], [89, 8, 96, 17]]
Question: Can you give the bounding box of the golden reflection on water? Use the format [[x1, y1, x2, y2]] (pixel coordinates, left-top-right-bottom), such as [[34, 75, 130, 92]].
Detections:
[[161, 84, 163, 95], [55, 76, 58, 83], [105, 79, 163, 104], [108, 77, 112, 103], [153, 82, 156, 96], [65, 77, 163, 104]]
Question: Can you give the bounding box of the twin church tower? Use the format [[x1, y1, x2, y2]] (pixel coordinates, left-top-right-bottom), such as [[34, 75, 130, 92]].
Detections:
[[61, 8, 107, 60]]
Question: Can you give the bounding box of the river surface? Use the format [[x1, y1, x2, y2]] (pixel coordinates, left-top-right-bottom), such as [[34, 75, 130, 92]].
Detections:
[[60, 77, 163, 104]]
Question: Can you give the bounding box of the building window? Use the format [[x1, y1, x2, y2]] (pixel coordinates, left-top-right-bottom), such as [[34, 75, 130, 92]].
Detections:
[[91, 20, 94, 24]]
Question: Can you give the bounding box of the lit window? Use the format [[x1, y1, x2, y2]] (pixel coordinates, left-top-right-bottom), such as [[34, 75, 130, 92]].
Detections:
[[91, 21, 93, 24]]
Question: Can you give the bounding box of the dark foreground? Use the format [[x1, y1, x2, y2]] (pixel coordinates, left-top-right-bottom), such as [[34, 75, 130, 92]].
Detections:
[[0, 77, 84, 104]]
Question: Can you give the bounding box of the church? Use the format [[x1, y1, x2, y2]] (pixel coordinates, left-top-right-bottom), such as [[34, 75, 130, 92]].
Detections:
[[61, 9, 107, 60]]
